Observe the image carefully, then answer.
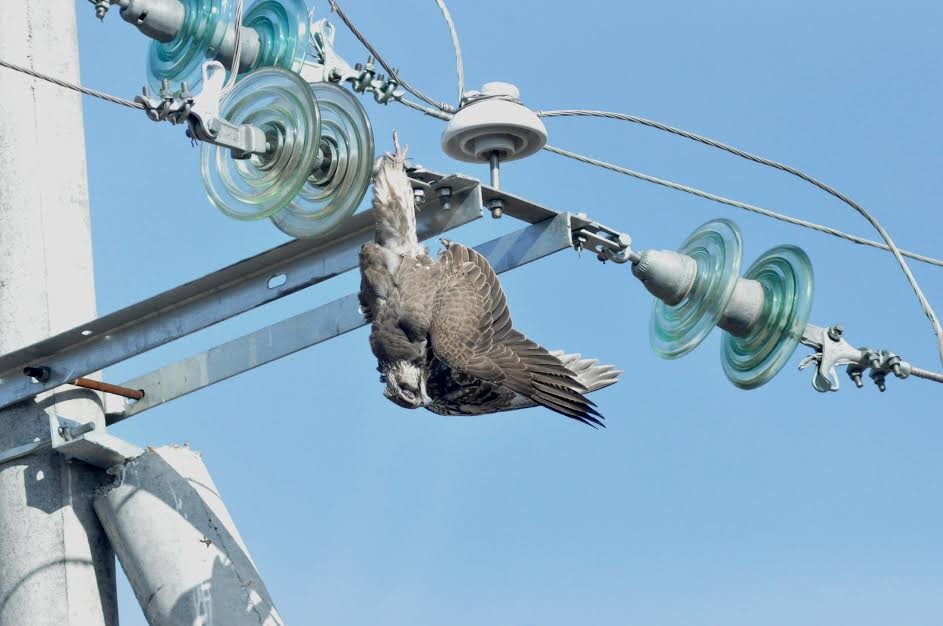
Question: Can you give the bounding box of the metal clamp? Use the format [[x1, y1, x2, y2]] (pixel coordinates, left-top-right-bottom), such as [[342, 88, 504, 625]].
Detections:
[[799, 324, 863, 392], [799, 325, 920, 392], [300, 20, 402, 104], [136, 61, 270, 159], [799, 324, 864, 392], [570, 214, 634, 263]]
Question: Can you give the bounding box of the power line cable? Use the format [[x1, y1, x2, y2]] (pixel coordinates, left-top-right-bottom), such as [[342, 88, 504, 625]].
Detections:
[[543, 143, 943, 366], [327, 0, 456, 113], [224, 0, 245, 92], [398, 96, 453, 120], [390, 99, 943, 271], [0, 58, 144, 110], [433, 0, 464, 105]]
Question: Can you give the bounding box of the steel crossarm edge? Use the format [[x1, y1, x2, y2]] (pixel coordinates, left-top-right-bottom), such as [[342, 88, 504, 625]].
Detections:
[[0, 179, 483, 412], [106, 212, 575, 423]]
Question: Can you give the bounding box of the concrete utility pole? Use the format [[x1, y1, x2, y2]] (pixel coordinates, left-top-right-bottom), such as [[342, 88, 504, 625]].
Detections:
[[95, 446, 286, 626], [0, 2, 118, 624]]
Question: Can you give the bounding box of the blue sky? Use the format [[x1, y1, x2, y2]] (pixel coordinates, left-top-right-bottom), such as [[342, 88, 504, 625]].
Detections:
[[75, 1, 943, 624]]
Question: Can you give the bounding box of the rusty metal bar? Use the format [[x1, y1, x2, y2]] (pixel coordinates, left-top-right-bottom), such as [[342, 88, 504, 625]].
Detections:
[[72, 377, 145, 401]]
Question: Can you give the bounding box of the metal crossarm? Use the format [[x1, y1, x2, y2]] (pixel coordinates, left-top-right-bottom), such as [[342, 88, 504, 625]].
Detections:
[[0, 179, 482, 411], [0, 169, 630, 415], [107, 213, 575, 423]]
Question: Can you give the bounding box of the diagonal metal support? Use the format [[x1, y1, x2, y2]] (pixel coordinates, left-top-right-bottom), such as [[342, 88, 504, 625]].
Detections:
[[0, 180, 482, 411], [106, 213, 575, 423]]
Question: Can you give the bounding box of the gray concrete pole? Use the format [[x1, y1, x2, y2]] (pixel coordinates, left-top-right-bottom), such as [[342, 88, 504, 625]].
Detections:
[[95, 446, 286, 625], [0, 1, 118, 625]]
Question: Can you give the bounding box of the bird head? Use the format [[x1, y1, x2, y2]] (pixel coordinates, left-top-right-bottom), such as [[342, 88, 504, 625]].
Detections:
[[380, 360, 431, 409]]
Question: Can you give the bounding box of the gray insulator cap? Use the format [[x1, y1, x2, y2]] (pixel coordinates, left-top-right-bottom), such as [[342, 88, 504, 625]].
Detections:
[[717, 278, 765, 337], [631, 249, 698, 306], [120, 0, 186, 43], [216, 24, 262, 74]]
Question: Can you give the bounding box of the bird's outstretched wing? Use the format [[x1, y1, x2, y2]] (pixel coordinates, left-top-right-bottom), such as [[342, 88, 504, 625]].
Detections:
[[429, 241, 606, 427]]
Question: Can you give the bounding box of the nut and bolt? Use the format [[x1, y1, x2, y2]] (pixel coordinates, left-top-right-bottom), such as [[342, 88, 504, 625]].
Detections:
[[870, 369, 887, 392], [886, 354, 904, 378], [23, 366, 51, 383], [487, 199, 504, 219], [849, 371, 864, 388], [437, 187, 453, 210], [827, 324, 844, 341], [413, 188, 425, 206], [58, 421, 95, 442]]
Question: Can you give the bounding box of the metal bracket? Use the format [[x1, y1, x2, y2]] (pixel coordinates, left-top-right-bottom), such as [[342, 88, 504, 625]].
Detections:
[[49, 415, 143, 469], [570, 213, 634, 263]]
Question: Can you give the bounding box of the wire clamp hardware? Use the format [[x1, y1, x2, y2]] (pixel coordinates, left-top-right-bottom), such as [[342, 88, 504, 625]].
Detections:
[[301, 19, 402, 104], [799, 326, 917, 392], [799, 324, 865, 392], [87, 0, 111, 20], [137, 61, 270, 159], [570, 214, 634, 264]]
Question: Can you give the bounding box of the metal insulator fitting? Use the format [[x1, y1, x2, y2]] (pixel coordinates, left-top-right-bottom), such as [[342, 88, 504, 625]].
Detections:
[[865, 350, 882, 371], [870, 369, 887, 392], [632, 249, 698, 307]]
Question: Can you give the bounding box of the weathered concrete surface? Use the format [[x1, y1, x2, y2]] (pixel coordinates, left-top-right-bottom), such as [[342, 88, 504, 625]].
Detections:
[[95, 446, 285, 626], [0, 1, 117, 624]]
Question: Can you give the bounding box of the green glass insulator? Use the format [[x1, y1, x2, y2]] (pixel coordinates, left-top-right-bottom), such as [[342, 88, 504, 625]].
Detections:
[[650, 219, 743, 359], [200, 67, 321, 220], [242, 0, 309, 75], [271, 82, 374, 239], [147, 0, 231, 93], [721, 245, 814, 389]]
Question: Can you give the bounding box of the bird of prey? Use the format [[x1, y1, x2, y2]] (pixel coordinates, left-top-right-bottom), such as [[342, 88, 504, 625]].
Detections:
[[358, 135, 621, 427]]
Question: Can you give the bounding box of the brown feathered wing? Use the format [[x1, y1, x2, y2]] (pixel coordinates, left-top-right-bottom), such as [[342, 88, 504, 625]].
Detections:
[[429, 241, 606, 427]]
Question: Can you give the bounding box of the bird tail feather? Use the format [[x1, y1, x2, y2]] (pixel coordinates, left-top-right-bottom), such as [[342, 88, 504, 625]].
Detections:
[[371, 131, 425, 257], [549, 351, 622, 393]]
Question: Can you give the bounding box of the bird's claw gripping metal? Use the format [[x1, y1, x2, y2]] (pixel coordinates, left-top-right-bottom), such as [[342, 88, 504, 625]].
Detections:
[[570, 214, 634, 264], [799, 324, 912, 392], [136, 61, 268, 159]]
